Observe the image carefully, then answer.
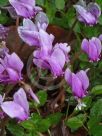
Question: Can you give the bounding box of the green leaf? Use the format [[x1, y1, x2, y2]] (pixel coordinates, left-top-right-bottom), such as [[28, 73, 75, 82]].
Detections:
[[0, 12, 10, 24], [55, 0, 65, 10], [0, 0, 9, 6], [37, 90, 47, 106], [99, 15, 102, 25], [20, 120, 35, 130], [88, 99, 102, 136], [7, 120, 25, 136], [45, 1, 56, 23], [79, 54, 88, 62], [36, 0, 44, 6], [65, 114, 86, 130], [20, 113, 41, 131], [91, 85, 102, 95], [82, 96, 92, 109], [47, 112, 62, 126]]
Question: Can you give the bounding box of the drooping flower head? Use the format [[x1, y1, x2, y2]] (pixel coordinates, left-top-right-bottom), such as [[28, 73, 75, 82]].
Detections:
[[74, 0, 101, 26], [1, 88, 29, 121], [18, 18, 48, 46], [81, 37, 102, 62], [65, 68, 89, 99], [0, 52, 24, 83], [33, 29, 71, 77], [9, 0, 42, 18]]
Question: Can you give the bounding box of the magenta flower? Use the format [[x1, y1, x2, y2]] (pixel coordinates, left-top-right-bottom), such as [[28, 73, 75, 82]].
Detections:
[[33, 29, 71, 77], [9, 0, 42, 18], [1, 88, 29, 121], [65, 68, 89, 99], [0, 52, 24, 83], [18, 18, 48, 46], [81, 37, 102, 62], [74, 1, 101, 26]]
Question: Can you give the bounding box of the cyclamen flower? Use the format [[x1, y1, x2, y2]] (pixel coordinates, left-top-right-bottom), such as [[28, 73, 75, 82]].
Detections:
[[81, 37, 102, 62], [18, 18, 48, 46], [33, 29, 71, 77], [9, 0, 42, 18], [0, 52, 23, 83], [1, 88, 29, 121], [65, 68, 89, 99], [74, 0, 101, 26]]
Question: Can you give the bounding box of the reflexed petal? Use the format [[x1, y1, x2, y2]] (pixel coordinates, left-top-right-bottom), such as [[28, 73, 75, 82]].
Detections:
[[47, 57, 63, 77], [33, 56, 50, 69], [14, 88, 29, 115], [9, 0, 35, 7], [54, 43, 71, 53], [35, 12, 49, 29], [9, 0, 34, 18], [51, 48, 65, 69], [89, 39, 98, 60], [29, 89, 40, 104], [23, 19, 38, 31], [87, 2, 101, 18], [6, 68, 20, 82], [39, 29, 54, 54], [92, 37, 102, 56], [65, 68, 72, 86], [76, 70, 89, 90], [1, 101, 28, 120], [6, 53, 23, 72], [72, 73, 85, 98], [81, 39, 89, 54], [74, 5, 96, 25], [18, 27, 40, 46]]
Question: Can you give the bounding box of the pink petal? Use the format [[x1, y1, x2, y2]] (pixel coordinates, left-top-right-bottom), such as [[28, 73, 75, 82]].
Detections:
[[14, 88, 29, 115], [1, 101, 28, 120]]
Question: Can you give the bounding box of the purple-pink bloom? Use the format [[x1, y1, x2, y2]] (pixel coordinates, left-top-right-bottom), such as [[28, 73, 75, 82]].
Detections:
[[74, 1, 101, 26], [18, 18, 48, 46], [1, 88, 29, 121], [9, 0, 42, 18], [33, 29, 71, 77], [0, 52, 24, 83], [99, 34, 102, 41], [81, 37, 102, 62], [65, 68, 89, 99]]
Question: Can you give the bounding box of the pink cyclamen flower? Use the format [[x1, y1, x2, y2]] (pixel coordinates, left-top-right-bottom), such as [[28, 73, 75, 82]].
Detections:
[[74, 1, 101, 26], [9, 0, 42, 18], [65, 68, 89, 99], [81, 37, 102, 62], [18, 18, 48, 46], [1, 88, 29, 121], [33, 29, 71, 77], [0, 52, 24, 83]]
